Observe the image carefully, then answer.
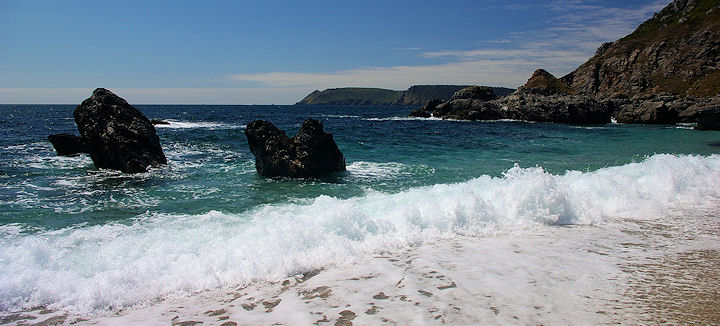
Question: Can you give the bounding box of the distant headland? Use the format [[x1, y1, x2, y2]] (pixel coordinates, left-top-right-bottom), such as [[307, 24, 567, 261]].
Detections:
[[295, 85, 515, 106]]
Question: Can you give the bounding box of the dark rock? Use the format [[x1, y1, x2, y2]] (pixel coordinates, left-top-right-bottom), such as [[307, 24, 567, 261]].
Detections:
[[151, 119, 170, 125], [615, 99, 678, 124], [73, 88, 166, 173], [695, 106, 720, 130], [409, 99, 443, 118], [691, 97, 720, 130], [496, 93, 613, 124], [47, 133, 88, 156], [451, 86, 497, 101], [245, 119, 345, 177]]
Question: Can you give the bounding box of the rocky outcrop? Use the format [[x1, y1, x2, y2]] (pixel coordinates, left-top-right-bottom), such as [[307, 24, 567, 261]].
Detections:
[[561, 0, 720, 98], [245, 119, 346, 177], [450, 86, 497, 101], [518, 69, 576, 96], [74, 88, 166, 173], [410, 71, 613, 124], [393, 85, 470, 106], [47, 133, 88, 156]]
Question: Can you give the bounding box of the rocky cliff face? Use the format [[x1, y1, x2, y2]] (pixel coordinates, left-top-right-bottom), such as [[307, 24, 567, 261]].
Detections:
[[562, 0, 720, 98]]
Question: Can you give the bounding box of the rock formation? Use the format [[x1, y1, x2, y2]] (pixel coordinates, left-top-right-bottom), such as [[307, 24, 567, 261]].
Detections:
[[73, 88, 166, 173], [245, 119, 346, 177], [410, 71, 613, 124], [47, 133, 88, 156]]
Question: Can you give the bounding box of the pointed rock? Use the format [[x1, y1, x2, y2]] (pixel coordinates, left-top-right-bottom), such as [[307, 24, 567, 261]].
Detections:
[[73, 88, 166, 173]]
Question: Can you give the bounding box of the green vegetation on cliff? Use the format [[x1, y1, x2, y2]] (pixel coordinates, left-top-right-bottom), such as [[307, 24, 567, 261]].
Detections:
[[562, 0, 720, 98]]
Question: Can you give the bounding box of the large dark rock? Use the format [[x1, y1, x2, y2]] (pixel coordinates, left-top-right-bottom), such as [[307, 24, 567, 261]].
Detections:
[[245, 119, 346, 177], [73, 88, 166, 173], [48, 133, 88, 156]]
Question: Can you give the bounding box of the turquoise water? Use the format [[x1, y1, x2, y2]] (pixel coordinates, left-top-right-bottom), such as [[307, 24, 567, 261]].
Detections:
[[1, 104, 719, 314]]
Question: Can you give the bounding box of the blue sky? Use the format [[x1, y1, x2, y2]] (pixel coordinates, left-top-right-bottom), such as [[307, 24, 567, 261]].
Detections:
[[0, 0, 670, 104]]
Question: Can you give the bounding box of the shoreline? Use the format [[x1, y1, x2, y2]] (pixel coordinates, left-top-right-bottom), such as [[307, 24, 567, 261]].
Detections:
[[5, 212, 718, 325]]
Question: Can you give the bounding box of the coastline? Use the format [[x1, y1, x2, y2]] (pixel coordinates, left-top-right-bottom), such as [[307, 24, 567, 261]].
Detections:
[[7, 211, 718, 325]]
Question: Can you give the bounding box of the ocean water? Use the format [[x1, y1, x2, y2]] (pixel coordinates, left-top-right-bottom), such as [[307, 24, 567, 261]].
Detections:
[[1, 104, 719, 317]]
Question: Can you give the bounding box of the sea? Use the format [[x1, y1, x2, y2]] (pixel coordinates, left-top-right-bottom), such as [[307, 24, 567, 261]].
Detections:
[[1, 104, 719, 324]]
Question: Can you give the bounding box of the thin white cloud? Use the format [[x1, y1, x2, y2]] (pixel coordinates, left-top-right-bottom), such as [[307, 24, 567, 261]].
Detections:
[[229, 60, 534, 91]]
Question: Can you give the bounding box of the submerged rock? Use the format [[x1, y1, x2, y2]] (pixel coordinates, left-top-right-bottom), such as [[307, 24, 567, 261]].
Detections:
[[73, 88, 166, 173], [245, 119, 345, 177], [47, 133, 88, 156]]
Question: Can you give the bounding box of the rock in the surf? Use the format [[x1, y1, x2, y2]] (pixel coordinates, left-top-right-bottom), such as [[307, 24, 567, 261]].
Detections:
[[245, 119, 346, 177], [73, 88, 167, 173], [47, 133, 88, 156]]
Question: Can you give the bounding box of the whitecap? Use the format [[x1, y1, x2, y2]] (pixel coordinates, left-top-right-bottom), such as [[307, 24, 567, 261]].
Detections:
[[154, 119, 245, 130], [1, 154, 719, 315]]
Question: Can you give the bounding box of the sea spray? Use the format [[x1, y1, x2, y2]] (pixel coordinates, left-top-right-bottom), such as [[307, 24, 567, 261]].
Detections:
[[1, 154, 719, 315]]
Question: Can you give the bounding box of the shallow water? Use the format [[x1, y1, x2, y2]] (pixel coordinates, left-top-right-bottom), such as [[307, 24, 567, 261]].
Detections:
[[0, 104, 719, 317]]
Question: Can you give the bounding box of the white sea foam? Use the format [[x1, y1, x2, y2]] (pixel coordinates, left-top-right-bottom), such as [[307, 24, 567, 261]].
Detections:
[[154, 119, 245, 130], [1, 154, 719, 315], [364, 116, 443, 121], [317, 114, 361, 119]]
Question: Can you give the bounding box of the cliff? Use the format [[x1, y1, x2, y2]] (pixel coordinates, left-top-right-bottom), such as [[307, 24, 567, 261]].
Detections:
[[561, 0, 720, 98]]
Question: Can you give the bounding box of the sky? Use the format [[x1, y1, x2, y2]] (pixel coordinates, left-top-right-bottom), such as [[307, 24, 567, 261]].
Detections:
[[0, 0, 671, 104]]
